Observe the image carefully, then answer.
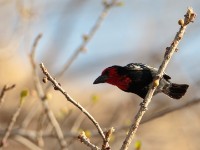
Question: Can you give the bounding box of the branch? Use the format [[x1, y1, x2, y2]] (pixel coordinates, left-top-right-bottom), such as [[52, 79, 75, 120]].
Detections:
[[47, 0, 119, 84], [78, 131, 100, 150], [0, 90, 28, 148], [14, 135, 42, 150], [0, 84, 15, 107], [28, 34, 67, 149], [120, 7, 196, 150], [40, 63, 107, 147], [0, 99, 199, 142], [102, 127, 115, 150]]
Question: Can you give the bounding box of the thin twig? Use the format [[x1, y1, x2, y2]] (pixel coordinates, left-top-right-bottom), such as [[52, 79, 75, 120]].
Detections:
[[30, 33, 43, 69], [120, 7, 196, 150], [102, 127, 115, 150], [70, 103, 94, 133], [45, 0, 119, 91], [28, 34, 67, 149], [0, 99, 199, 141], [0, 96, 26, 148], [40, 63, 107, 144], [21, 101, 40, 128], [14, 135, 42, 150], [78, 131, 100, 150], [0, 84, 15, 107]]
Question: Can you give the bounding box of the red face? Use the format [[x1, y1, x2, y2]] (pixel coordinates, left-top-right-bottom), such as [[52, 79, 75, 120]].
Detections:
[[93, 66, 132, 91]]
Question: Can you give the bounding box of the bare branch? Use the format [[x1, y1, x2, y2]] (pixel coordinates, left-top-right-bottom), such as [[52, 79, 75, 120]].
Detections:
[[120, 7, 196, 150], [30, 33, 43, 66], [14, 135, 42, 150], [78, 131, 100, 150], [0, 84, 15, 107], [0, 99, 199, 145], [47, 0, 119, 84], [40, 63, 107, 145], [102, 127, 115, 150], [28, 34, 67, 149], [0, 94, 27, 148]]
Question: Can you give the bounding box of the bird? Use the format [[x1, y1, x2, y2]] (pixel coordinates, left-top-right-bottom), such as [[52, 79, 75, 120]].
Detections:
[[93, 63, 189, 99]]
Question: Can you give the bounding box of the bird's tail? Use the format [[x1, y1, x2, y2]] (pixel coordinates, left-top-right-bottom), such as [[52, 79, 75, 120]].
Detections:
[[163, 83, 189, 99]]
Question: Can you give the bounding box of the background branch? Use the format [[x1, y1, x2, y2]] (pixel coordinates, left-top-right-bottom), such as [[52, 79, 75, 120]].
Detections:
[[0, 84, 15, 107], [46, 0, 119, 89], [29, 34, 67, 150], [78, 131, 100, 150], [0, 90, 28, 148]]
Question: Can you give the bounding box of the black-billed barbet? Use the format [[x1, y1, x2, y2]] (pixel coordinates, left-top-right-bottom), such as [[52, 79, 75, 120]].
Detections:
[[93, 63, 189, 99]]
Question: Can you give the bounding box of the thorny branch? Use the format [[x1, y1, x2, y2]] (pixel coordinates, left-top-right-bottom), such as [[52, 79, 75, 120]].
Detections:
[[120, 7, 196, 150], [29, 34, 67, 149], [40, 63, 109, 149]]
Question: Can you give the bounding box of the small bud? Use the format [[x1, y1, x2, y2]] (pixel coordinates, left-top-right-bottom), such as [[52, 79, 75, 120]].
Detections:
[[46, 92, 52, 100], [54, 86, 59, 90], [116, 1, 124, 7], [178, 19, 184, 26], [42, 77, 48, 83], [82, 34, 89, 42], [102, 0, 109, 7], [124, 119, 131, 126], [190, 13, 196, 22], [20, 89, 29, 105], [134, 140, 142, 150], [80, 47, 87, 52], [85, 130, 91, 138], [91, 94, 99, 104], [20, 90, 29, 98], [153, 79, 159, 87]]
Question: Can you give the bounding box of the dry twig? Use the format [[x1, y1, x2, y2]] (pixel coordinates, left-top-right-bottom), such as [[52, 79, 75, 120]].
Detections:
[[28, 34, 67, 149], [46, 0, 119, 87], [0, 90, 28, 148], [102, 127, 115, 150], [120, 7, 196, 150], [0, 99, 199, 141], [0, 84, 15, 107], [78, 131, 100, 150], [40, 63, 108, 148], [14, 135, 42, 150]]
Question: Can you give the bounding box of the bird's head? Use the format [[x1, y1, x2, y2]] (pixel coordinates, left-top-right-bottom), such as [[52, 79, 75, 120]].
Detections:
[[93, 66, 120, 85], [93, 65, 132, 92]]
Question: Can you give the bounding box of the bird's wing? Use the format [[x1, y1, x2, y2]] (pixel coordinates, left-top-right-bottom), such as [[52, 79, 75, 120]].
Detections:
[[125, 63, 171, 80]]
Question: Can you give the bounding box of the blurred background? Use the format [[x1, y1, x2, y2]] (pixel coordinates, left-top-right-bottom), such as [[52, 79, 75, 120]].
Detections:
[[0, 0, 200, 150]]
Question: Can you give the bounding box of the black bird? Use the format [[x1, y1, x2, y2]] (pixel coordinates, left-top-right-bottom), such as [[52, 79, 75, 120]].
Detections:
[[93, 63, 189, 99]]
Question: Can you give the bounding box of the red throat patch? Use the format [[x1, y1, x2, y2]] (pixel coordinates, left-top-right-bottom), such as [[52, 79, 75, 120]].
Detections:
[[103, 68, 132, 91]]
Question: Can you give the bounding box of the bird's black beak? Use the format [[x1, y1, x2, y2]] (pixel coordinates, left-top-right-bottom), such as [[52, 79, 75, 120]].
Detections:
[[93, 75, 108, 84]]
